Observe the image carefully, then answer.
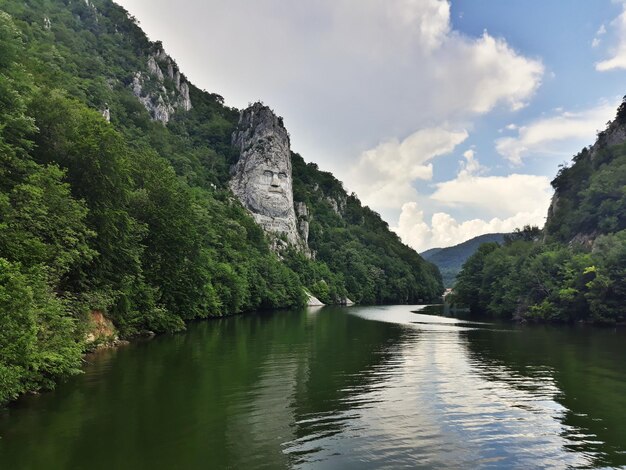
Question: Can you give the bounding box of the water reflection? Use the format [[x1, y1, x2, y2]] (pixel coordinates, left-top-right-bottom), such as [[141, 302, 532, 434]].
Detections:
[[462, 323, 626, 468], [0, 306, 625, 469]]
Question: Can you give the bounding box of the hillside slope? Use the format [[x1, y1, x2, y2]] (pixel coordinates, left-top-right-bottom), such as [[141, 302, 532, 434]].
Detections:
[[0, 0, 442, 404], [544, 102, 626, 244], [454, 100, 626, 323], [422, 233, 507, 287]]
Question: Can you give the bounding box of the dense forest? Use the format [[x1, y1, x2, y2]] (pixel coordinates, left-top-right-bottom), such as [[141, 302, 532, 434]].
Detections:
[[453, 102, 626, 323], [0, 0, 442, 405]]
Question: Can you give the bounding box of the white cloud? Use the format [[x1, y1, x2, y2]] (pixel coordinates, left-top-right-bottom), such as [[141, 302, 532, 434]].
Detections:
[[495, 101, 618, 164], [596, 6, 626, 71], [117, 0, 549, 252], [117, 0, 544, 175], [593, 24, 607, 48], [348, 127, 468, 209], [391, 159, 552, 251], [431, 173, 552, 216], [394, 203, 549, 252], [458, 149, 484, 178]]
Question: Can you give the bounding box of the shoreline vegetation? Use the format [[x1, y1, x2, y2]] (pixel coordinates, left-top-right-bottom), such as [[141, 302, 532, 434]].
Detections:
[[0, 2, 442, 407], [1, 0, 623, 409], [451, 102, 626, 324]]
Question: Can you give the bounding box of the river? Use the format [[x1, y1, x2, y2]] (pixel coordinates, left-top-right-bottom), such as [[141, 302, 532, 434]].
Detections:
[[1, 305, 625, 469]]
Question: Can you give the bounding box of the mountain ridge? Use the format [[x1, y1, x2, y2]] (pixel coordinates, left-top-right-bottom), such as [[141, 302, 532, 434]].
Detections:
[[421, 233, 508, 287]]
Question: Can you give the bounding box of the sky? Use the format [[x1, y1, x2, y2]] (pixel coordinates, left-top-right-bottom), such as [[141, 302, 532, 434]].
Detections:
[[117, 0, 626, 251]]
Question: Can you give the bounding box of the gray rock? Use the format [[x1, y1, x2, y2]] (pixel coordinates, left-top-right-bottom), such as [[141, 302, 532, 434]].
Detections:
[[295, 202, 310, 243], [147, 56, 164, 81], [545, 113, 626, 243], [230, 103, 308, 253], [152, 94, 174, 123], [298, 219, 310, 244], [131, 50, 192, 124], [590, 119, 626, 160], [305, 290, 325, 306], [101, 103, 110, 123], [295, 202, 309, 218], [156, 48, 169, 61], [325, 195, 346, 215], [326, 197, 339, 214], [178, 82, 192, 112]]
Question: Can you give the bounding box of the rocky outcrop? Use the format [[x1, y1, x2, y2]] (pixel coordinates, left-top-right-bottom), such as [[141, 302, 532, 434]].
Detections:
[[545, 107, 626, 244], [295, 202, 310, 244], [305, 290, 325, 306], [101, 103, 111, 123], [590, 118, 626, 160], [85, 310, 120, 347], [147, 56, 164, 81], [326, 195, 346, 215], [230, 103, 310, 254], [132, 48, 192, 124]]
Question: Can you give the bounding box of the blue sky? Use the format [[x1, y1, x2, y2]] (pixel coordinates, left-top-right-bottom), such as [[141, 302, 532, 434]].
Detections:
[[118, 0, 626, 250]]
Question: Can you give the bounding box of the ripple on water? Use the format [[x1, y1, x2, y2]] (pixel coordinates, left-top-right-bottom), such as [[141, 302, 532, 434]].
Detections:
[[1, 306, 625, 469]]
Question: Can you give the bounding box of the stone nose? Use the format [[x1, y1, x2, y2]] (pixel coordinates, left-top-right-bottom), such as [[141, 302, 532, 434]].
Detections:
[[270, 173, 280, 187]]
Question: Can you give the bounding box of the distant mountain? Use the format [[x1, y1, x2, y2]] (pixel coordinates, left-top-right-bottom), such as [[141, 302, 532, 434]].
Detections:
[[420, 247, 442, 259], [421, 233, 507, 287]]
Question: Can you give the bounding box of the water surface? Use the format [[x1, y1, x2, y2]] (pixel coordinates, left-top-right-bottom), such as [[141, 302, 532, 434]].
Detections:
[[1, 305, 626, 469]]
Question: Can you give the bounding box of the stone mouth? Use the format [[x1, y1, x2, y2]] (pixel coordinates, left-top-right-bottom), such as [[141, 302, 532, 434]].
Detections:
[[268, 187, 284, 193]]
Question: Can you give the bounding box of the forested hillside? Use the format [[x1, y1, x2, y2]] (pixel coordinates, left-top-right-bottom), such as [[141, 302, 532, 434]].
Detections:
[[421, 233, 507, 287], [289, 154, 443, 304], [453, 102, 626, 323], [0, 0, 442, 405]]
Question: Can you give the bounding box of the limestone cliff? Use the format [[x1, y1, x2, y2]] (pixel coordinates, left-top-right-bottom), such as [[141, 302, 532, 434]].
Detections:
[[544, 100, 626, 244], [230, 103, 309, 254], [132, 48, 192, 124]]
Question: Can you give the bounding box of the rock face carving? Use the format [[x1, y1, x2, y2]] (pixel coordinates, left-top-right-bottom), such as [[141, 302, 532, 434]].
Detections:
[[230, 103, 308, 253]]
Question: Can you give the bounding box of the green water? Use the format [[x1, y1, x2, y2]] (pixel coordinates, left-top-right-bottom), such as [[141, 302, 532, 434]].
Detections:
[[1, 305, 626, 469]]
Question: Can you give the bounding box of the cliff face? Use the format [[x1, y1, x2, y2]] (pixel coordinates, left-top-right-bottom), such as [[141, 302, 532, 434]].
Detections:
[[544, 100, 626, 244], [230, 103, 309, 254], [132, 48, 192, 124]]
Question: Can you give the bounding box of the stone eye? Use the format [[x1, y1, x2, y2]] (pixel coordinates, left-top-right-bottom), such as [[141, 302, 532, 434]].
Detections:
[[278, 172, 287, 179], [262, 170, 273, 183]]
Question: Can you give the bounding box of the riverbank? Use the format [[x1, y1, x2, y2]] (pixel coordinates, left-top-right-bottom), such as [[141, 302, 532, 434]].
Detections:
[[3, 305, 626, 468]]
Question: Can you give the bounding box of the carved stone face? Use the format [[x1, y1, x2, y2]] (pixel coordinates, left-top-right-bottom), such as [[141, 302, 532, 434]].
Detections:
[[241, 157, 292, 218], [230, 103, 305, 250]]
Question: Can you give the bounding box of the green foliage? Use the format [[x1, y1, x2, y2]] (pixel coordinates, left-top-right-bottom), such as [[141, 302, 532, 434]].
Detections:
[[0, 259, 83, 405], [503, 225, 542, 245], [0, 0, 442, 406], [453, 99, 626, 324], [422, 233, 507, 287], [546, 122, 626, 243], [291, 153, 443, 304], [454, 229, 626, 324]]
